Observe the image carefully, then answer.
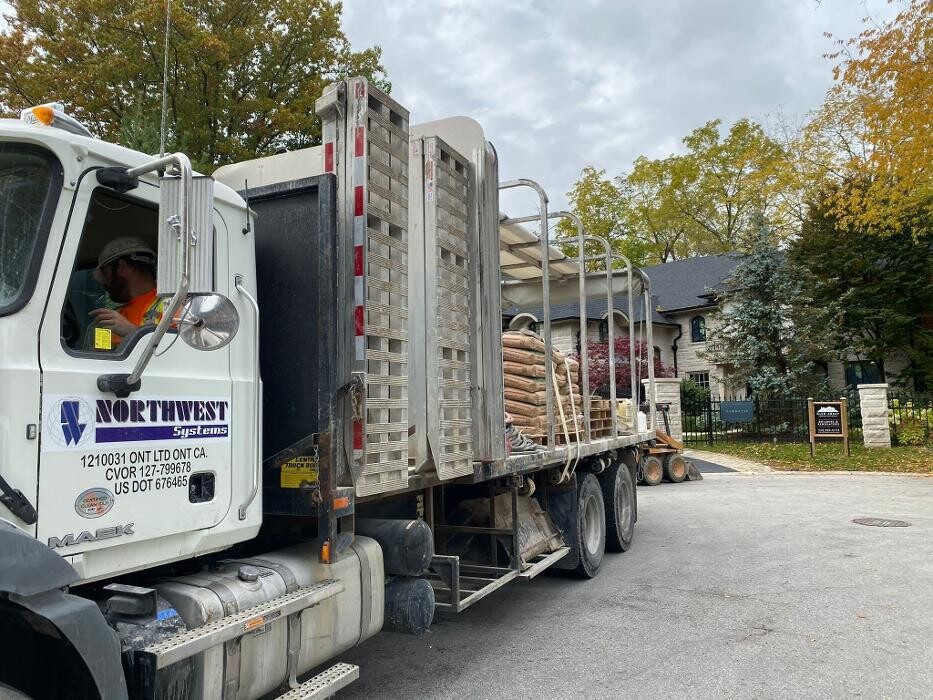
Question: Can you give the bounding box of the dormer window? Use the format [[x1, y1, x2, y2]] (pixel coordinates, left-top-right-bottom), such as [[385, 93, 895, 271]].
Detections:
[[690, 315, 706, 342]]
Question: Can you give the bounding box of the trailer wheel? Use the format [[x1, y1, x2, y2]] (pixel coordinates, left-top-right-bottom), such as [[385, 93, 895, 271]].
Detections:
[[599, 460, 635, 552], [664, 453, 687, 483], [640, 455, 663, 486], [572, 473, 606, 578]]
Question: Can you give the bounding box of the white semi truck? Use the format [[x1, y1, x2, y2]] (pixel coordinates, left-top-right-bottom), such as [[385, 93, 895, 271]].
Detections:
[[0, 79, 664, 699]]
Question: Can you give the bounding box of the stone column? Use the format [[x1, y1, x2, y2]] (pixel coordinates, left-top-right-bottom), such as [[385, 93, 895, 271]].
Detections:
[[643, 378, 683, 442], [857, 383, 891, 448]]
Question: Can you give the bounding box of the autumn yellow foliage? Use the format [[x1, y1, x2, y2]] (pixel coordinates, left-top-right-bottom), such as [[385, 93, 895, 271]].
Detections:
[[804, 0, 932, 237]]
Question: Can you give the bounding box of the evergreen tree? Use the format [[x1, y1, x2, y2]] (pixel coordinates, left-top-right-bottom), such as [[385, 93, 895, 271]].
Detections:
[[703, 215, 832, 397], [790, 194, 933, 390]]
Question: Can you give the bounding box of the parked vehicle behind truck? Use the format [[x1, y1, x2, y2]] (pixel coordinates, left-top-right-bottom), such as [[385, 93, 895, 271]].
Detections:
[[0, 79, 662, 699]]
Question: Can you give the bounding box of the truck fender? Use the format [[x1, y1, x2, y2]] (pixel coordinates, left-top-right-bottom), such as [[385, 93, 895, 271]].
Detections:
[[0, 520, 127, 700]]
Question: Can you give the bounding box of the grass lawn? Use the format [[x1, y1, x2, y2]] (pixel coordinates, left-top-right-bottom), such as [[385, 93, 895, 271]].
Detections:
[[693, 441, 933, 474]]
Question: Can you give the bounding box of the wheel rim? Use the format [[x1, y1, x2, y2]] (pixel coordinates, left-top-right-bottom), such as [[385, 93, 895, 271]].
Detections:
[[583, 493, 601, 555], [671, 458, 685, 479], [617, 476, 633, 529], [646, 460, 662, 483]]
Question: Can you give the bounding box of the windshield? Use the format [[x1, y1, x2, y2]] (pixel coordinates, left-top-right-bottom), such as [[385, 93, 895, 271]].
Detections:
[[0, 146, 61, 314]]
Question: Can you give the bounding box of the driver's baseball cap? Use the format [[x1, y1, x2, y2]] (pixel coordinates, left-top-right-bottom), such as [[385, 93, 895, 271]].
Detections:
[[97, 236, 156, 269]]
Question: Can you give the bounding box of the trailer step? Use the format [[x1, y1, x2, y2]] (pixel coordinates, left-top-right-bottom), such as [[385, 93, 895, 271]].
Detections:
[[277, 663, 360, 700], [518, 546, 570, 579], [140, 579, 344, 669]]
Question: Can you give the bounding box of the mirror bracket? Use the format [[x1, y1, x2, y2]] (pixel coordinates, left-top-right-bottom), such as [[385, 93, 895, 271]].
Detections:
[[97, 373, 142, 398]]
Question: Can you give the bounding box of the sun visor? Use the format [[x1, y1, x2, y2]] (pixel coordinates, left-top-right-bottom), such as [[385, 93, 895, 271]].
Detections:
[[500, 270, 640, 307]]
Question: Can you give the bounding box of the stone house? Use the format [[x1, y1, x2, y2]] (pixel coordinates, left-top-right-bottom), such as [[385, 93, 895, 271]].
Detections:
[[503, 254, 912, 398]]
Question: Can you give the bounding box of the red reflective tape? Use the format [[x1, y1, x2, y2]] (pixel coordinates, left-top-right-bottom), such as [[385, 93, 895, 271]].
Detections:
[[324, 142, 334, 172], [354, 305, 364, 336], [354, 127, 365, 157], [353, 420, 363, 450], [354, 186, 364, 217], [354, 245, 364, 277]]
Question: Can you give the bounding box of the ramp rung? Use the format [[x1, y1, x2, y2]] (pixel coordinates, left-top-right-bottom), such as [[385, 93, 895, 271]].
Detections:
[[277, 663, 360, 700], [518, 546, 571, 579], [141, 579, 344, 669]]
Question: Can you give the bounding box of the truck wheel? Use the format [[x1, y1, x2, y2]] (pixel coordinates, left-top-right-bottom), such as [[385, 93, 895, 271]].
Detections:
[[640, 455, 663, 486], [0, 682, 32, 700], [572, 473, 606, 578], [599, 460, 635, 552], [664, 453, 687, 483]]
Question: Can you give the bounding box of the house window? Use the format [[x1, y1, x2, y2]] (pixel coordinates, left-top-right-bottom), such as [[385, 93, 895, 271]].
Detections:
[[598, 319, 609, 343], [844, 361, 881, 387], [654, 346, 661, 364], [690, 315, 706, 342], [687, 371, 710, 391]]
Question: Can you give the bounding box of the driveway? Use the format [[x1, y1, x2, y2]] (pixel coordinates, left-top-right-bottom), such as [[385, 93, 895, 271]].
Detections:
[[337, 472, 933, 699]]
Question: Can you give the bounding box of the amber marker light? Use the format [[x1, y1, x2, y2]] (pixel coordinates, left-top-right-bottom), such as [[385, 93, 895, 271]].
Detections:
[[30, 105, 55, 126]]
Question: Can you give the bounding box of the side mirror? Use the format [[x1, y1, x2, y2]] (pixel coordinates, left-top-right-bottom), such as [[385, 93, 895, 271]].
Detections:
[[98, 153, 220, 396], [179, 294, 240, 351], [157, 175, 215, 295]]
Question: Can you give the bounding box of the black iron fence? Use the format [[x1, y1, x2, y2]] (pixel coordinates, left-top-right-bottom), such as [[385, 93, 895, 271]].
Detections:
[[888, 393, 932, 446], [681, 391, 862, 446]]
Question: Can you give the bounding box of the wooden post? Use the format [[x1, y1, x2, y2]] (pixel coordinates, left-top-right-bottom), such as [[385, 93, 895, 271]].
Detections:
[[807, 397, 816, 457]]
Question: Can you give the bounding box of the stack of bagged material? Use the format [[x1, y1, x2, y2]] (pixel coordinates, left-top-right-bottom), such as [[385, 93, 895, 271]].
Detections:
[[502, 331, 583, 443]]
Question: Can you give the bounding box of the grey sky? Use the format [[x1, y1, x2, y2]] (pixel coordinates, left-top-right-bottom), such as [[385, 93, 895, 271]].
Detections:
[[343, 0, 897, 214]]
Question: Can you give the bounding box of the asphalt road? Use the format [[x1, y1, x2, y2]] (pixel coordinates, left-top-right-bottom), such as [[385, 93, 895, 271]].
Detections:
[[338, 472, 933, 699]]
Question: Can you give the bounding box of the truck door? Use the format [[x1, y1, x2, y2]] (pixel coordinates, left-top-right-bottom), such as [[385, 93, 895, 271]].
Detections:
[[36, 172, 235, 557]]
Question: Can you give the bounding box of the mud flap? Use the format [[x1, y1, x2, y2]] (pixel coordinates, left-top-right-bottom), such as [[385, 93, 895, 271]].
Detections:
[[0, 521, 127, 700]]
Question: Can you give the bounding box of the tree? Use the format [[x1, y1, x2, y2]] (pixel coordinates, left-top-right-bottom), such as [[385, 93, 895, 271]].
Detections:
[[556, 166, 652, 268], [663, 119, 791, 248], [703, 216, 832, 397], [803, 0, 932, 237], [574, 336, 674, 396], [620, 155, 695, 263], [0, 0, 387, 173], [562, 119, 790, 267], [790, 191, 933, 390]]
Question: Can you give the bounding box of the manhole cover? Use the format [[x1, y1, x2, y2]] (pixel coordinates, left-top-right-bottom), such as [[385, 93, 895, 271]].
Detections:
[[852, 517, 911, 528]]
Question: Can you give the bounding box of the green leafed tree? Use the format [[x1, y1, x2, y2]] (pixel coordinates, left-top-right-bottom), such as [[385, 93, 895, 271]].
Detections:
[[0, 0, 388, 172], [702, 215, 834, 397], [556, 166, 653, 268], [790, 190, 933, 390], [563, 119, 791, 267]]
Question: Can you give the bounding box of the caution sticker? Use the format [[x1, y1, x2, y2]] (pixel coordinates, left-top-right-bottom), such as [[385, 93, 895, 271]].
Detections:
[[280, 455, 319, 489], [94, 327, 113, 350]]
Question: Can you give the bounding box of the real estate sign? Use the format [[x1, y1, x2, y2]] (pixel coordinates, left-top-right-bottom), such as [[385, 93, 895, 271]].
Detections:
[[807, 398, 850, 456]]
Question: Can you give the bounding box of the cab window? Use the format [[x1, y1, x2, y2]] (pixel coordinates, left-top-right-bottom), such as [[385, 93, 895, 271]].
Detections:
[[0, 145, 62, 315], [61, 189, 161, 355]]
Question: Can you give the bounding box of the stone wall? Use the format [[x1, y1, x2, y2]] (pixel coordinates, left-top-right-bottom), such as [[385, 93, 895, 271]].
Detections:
[[857, 383, 891, 448]]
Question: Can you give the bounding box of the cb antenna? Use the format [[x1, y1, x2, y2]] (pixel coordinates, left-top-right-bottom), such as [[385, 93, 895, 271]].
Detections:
[[159, 0, 172, 158]]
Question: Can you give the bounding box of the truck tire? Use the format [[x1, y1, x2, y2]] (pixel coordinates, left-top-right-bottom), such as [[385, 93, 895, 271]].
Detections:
[[663, 453, 687, 483], [572, 473, 606, 578], [640, 455, 663, 486], [0, 682, 32, 700], [599, 460, 635, 553]]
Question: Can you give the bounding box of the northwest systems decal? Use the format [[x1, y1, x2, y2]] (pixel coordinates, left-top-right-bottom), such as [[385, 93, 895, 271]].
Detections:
[[43, 395, 231, 452]]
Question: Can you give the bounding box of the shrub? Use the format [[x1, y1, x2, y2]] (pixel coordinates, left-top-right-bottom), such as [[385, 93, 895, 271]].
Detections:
[[892, 418, 929, 447]]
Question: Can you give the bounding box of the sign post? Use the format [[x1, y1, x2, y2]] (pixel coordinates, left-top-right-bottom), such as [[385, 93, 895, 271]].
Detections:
[[807, 397, 850, 457]]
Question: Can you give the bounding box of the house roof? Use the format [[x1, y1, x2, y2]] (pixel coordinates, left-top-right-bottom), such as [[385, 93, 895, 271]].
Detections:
[[641, 254, 739, 313], [503, 254, 741, 324]]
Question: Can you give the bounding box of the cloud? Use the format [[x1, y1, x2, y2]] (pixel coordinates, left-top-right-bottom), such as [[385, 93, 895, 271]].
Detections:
[[343, 0, 897, 212]]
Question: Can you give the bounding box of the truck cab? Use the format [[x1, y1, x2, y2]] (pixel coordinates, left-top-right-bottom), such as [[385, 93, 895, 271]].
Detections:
[[0, 110, 262, 585]]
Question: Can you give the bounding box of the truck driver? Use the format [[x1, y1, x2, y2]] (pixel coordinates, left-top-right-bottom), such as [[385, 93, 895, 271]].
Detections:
[[85, 236, 163, 351]]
